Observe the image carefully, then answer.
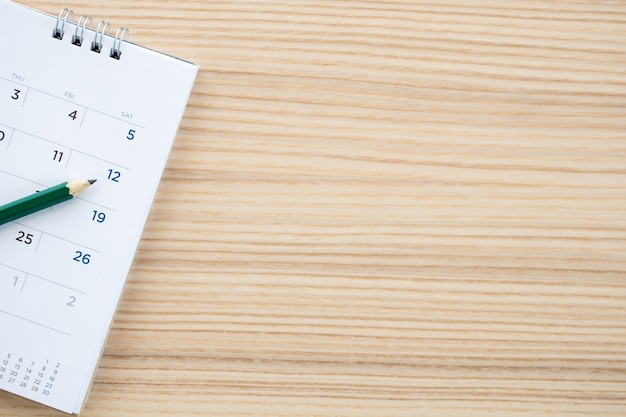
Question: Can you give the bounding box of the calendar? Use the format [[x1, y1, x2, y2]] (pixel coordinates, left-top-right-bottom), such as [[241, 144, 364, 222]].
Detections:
[[0, 1, 197, 413]]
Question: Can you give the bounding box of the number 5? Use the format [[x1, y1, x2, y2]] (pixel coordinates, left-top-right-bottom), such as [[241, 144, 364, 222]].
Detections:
[[126, 129, 135, 140]]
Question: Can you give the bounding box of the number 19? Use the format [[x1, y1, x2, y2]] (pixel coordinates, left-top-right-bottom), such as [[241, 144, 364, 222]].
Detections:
[[91, 210, 106, 223]]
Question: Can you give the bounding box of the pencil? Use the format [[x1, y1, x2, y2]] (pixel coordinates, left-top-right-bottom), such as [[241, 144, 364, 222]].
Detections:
[[0, 180, 96, 226]]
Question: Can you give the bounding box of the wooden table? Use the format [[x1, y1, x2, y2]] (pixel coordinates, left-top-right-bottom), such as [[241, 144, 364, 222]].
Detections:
[[2, 1, 625, 416]]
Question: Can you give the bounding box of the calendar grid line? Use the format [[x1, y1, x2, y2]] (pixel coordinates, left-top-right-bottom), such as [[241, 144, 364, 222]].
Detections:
[[0, 169, 117, 213], [75, 196, 116, 213], [19, 275, 27, 293], [6, 127, 15, 148], [70, 144, 130, 172], [4, 125, 131, 171], [0, 309, 70, 336], [20, 87, 29, 108], [79, 109, 87, 127], [0, 75, 145, 129], [13, 221, 101, 254], [63, 149, 72, 169], [86, 107, 144, 129], [0, 262, 87, 295], [34, 231, 44, 252], [0, 169, 46, 188]]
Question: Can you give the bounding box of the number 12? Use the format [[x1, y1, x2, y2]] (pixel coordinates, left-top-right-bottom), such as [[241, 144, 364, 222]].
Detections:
[[107, 169, 121, 182]]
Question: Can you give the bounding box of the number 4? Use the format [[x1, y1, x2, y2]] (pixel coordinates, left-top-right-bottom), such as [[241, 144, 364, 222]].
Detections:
[[68, 110, 78, 120]]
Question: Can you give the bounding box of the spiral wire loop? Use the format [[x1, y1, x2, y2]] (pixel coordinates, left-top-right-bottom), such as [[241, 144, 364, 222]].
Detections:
[[52, 8, 74, 40], [91, 20, 110, 54], [72, 15, 92, 46], [110, 27, 129, 60]]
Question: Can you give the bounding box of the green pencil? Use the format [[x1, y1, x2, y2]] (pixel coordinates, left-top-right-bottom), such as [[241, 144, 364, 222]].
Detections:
[[0, 180, 96, 226]]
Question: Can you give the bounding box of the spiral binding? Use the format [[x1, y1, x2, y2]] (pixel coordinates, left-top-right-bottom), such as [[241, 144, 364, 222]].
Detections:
[[52, 8, 73, 40], [72, 15, 92, 47], [52, 8, 129, 60], [91, 21, 110, 54], [111, 27, 130, 59]]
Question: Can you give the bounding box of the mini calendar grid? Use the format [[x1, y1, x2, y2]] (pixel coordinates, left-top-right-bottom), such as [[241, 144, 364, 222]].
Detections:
[[0, 1, 197, 413]]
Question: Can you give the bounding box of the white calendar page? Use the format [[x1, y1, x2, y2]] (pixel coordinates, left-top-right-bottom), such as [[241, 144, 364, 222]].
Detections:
[[0, 1, 197, 413]]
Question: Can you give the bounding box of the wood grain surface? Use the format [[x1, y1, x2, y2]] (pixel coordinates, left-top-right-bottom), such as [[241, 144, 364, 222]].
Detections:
[[2, 1, 625, 416]]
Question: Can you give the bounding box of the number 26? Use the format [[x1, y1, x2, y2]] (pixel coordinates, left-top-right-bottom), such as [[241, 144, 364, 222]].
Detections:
[[73, 251, 91, 264]]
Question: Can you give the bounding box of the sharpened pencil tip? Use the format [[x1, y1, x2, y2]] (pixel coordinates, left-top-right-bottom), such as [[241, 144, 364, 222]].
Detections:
[[88, 179, 97, 185]]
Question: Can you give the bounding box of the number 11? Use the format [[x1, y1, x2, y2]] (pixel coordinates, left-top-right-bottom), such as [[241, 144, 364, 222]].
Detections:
[[53, 150, 63, 162]]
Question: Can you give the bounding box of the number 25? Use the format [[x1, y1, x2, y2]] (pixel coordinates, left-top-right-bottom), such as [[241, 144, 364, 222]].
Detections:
[[16, 231, 33, 245]]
